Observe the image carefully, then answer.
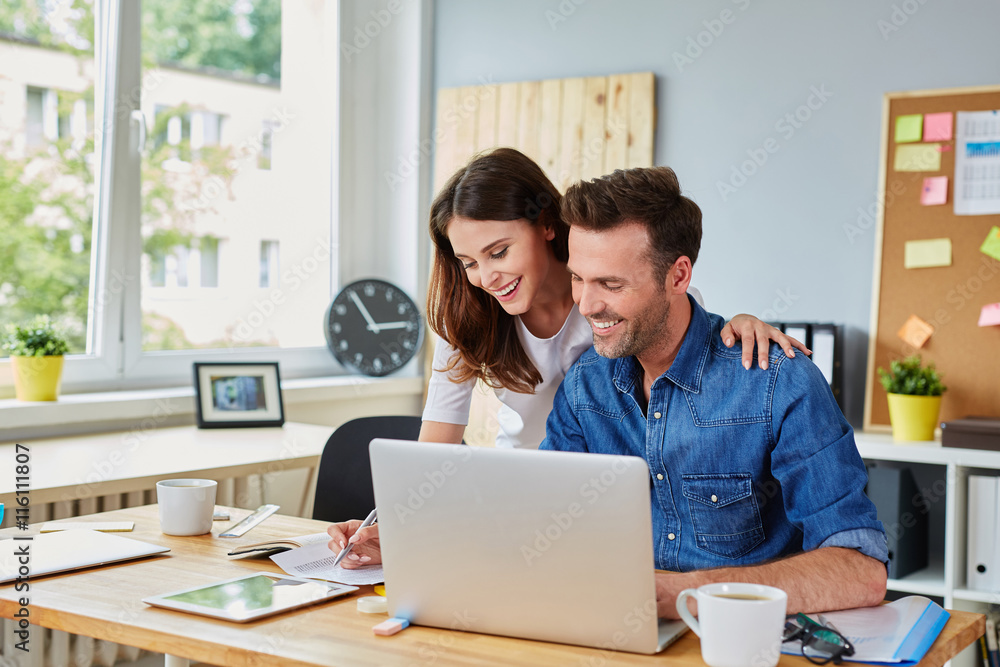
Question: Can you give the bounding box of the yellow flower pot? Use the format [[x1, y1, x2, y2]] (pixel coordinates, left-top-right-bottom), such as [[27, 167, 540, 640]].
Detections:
[[11, 355, 64, 401], [886, 393, 942, 442]]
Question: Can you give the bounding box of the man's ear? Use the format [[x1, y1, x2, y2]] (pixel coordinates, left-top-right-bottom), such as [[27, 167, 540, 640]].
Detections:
[[667, 256, 693, 296]]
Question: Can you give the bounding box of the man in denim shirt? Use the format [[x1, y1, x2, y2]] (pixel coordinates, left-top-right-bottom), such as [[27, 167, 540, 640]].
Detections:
[[542, 166, 888, 619]]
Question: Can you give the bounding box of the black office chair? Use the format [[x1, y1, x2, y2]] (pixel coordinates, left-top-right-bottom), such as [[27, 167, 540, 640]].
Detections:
[[311, 415, 423, 522]]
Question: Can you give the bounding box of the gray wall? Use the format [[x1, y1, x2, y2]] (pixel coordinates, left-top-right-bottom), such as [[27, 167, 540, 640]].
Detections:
[[432, 0, 1000, 426]]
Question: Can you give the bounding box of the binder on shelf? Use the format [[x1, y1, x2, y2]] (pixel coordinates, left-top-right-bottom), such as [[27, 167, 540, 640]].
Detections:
[[775, 322, 845, 412], [810, 323, 844, 408], [986, 615, 999, 667], [781, 322, 811, 351], [967, 475, 1000, 592], [866, 465, 929, 580]]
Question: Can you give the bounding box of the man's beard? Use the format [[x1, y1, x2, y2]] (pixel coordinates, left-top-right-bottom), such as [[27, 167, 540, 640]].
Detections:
[[591, 297, 671, 359]]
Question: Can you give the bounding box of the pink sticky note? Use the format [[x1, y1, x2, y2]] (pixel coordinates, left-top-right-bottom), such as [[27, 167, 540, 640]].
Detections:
[[921, 176, 948, 206], [979, 303, 1000, 327], [924, 112, 953, 141]]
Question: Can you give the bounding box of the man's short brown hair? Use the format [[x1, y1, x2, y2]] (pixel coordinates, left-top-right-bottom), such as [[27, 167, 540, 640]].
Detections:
[[561, 167, 702, 285]]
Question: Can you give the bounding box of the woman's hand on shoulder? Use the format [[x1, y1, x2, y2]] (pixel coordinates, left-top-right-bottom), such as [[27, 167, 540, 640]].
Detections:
[[721, 314, 811, 370], [327, 520, 382, 569]]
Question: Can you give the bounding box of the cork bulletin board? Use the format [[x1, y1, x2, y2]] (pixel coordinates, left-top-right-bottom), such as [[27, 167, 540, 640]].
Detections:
[[863, 84, 1000, 431]]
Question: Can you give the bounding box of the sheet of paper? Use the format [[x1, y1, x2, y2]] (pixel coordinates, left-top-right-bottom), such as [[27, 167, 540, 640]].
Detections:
[[954, 110, 1000, 215], [979, 303, 1000, 327], [895, 114, 923, 143], [271, 541, 384, 585], [897, 315, 934, 349], [923, 112, 953, 141], [981, 226, 1000, 261], [904, 238, 952, 269], [920, 176, 948, 205], [894, 144, 941, 172]]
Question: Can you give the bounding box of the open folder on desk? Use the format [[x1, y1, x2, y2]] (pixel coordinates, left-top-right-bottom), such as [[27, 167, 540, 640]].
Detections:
[[781, 596, 949, 665]]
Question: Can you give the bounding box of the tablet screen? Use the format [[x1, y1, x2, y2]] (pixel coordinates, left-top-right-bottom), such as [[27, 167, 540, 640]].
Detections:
[[164, 574, 334, 612]]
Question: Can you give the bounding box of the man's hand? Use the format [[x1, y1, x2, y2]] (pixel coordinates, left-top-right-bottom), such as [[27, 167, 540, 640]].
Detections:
[[722, 314, 811, 370], [655, 570, 698, 619], [327, 519, 382, 569]]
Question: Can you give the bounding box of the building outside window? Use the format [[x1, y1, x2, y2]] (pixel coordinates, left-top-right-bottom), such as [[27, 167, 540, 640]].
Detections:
[[0, 0, 339, 389]]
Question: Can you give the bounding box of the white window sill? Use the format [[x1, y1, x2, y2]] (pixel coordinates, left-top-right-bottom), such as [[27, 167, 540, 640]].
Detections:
[[0, 375, 425, 440]]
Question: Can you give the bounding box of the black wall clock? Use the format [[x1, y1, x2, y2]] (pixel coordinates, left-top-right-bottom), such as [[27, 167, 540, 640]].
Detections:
[[324, 279, 423, 377]]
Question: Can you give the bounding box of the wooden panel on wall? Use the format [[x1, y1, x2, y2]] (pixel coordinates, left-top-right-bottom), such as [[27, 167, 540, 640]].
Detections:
[[429, 72, 658, 445], [864, 84, 1000, 431]]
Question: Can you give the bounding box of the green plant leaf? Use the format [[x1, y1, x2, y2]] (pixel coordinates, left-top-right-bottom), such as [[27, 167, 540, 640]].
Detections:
[[876, 355, 946, 396]]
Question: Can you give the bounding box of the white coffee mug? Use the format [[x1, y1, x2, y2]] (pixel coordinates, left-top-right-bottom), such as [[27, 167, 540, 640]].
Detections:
[[156, 478, 218, 536], [676, 582, 787, 667]]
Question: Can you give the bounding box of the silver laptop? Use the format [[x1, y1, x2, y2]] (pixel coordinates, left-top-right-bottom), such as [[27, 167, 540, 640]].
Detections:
[[0, 529, 169, 583], [369, 439, 687, 654]]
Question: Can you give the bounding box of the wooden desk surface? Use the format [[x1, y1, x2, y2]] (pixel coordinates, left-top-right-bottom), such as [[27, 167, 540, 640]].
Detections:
[[0, 422, 331, 505], [0, 507, 984, 667]]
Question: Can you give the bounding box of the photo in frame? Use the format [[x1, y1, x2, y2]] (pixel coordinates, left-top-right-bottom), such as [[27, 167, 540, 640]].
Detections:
[[193, 362, 285, 428]]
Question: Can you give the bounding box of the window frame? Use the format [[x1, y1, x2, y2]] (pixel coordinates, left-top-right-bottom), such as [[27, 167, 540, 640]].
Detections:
[[2, 0, 343, 395]]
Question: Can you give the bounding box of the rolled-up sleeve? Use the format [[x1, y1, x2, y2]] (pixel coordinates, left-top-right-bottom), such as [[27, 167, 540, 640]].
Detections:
[[818, 528, 889, 564]]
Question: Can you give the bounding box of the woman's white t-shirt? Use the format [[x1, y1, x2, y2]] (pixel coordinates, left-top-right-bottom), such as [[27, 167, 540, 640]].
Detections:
[[421, 287, 703, 450]]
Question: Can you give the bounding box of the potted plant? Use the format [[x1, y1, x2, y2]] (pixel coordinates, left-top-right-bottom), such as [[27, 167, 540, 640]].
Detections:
[[877, 355, 946, 442], [2, 316, 70, 401]]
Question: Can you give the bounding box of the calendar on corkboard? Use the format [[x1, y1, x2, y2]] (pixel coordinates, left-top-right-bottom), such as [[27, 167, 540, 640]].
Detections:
[[863, 84, 1000, 431]]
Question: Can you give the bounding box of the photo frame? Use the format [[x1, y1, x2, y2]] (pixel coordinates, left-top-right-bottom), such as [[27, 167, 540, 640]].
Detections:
[[193, 362, 285, 429]]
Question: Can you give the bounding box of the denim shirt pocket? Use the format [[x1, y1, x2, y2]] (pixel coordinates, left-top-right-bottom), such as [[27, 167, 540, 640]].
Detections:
[[682, 473, 765, 560]]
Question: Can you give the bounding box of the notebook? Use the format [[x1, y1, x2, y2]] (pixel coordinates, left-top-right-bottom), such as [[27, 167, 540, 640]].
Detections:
[[0, 529, 169, 583], [369, 439, 687, 654]]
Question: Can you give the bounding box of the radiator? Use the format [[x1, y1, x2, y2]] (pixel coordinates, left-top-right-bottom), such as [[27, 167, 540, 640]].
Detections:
[[1, 476, 265, 667]]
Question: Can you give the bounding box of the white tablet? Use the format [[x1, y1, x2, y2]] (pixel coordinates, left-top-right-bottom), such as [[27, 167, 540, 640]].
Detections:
[[143, 572, 358, 622]]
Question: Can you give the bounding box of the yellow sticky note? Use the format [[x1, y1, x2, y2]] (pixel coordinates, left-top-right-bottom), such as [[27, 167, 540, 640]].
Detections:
[[981, 226, 1000, 261], [904, 238, 952, 269], [897, 314, 934, 349], [895, 114, 923, 143], [894, 144, 942, 172]]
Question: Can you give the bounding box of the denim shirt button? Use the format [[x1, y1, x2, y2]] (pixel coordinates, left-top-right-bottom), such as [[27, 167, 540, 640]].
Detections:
[[656, 473, 664, 481], [667, 533, 676, 540], [710, 494, 718, 503], [653, 412, 662, 419]]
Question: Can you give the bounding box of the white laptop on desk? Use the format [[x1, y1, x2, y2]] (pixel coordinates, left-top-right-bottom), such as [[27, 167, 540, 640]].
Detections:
[[369, 439, 687, 654], [0, 529, 169, 584]]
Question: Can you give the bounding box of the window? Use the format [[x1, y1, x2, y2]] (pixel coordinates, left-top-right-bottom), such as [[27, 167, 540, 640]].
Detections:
[[1, 0, 341, 390], [258, 120, 275, 170], [259, 240, 279, 288]]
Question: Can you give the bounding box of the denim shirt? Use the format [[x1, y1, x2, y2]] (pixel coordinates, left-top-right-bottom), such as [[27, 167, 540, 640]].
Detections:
[[541, 297, 887, 572]]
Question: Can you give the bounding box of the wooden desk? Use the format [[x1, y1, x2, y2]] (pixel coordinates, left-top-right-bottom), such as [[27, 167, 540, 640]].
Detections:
[[0, 422, 331, 511], [0, 506, 984, 667]]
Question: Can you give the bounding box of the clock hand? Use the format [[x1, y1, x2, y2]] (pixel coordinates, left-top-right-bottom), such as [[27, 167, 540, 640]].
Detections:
[[371, 321, 411, 330], [348, 291, 380, 334]]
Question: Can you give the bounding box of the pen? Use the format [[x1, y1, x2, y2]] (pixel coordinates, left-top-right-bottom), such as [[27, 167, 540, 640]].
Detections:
[[332, 508, 377, 568]]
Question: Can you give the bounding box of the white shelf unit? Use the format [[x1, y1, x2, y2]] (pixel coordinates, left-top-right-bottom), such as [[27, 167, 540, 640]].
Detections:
[[856, 432, 1000, 667]]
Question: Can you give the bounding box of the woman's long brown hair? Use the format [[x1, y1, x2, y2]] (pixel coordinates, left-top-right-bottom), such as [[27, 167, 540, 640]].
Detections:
[[427, 148, 567, 394]]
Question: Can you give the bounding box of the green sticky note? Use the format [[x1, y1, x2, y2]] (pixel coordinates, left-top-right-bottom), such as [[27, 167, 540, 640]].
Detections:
[[904, 238, 952, 269], [894, 143, 941, 172], [895, 114, 923, 143], [981, 226, 1000, 261]]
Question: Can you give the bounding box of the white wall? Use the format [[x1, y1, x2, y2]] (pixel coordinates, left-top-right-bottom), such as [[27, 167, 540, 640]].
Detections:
[[431, 0, 1000, 426]]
